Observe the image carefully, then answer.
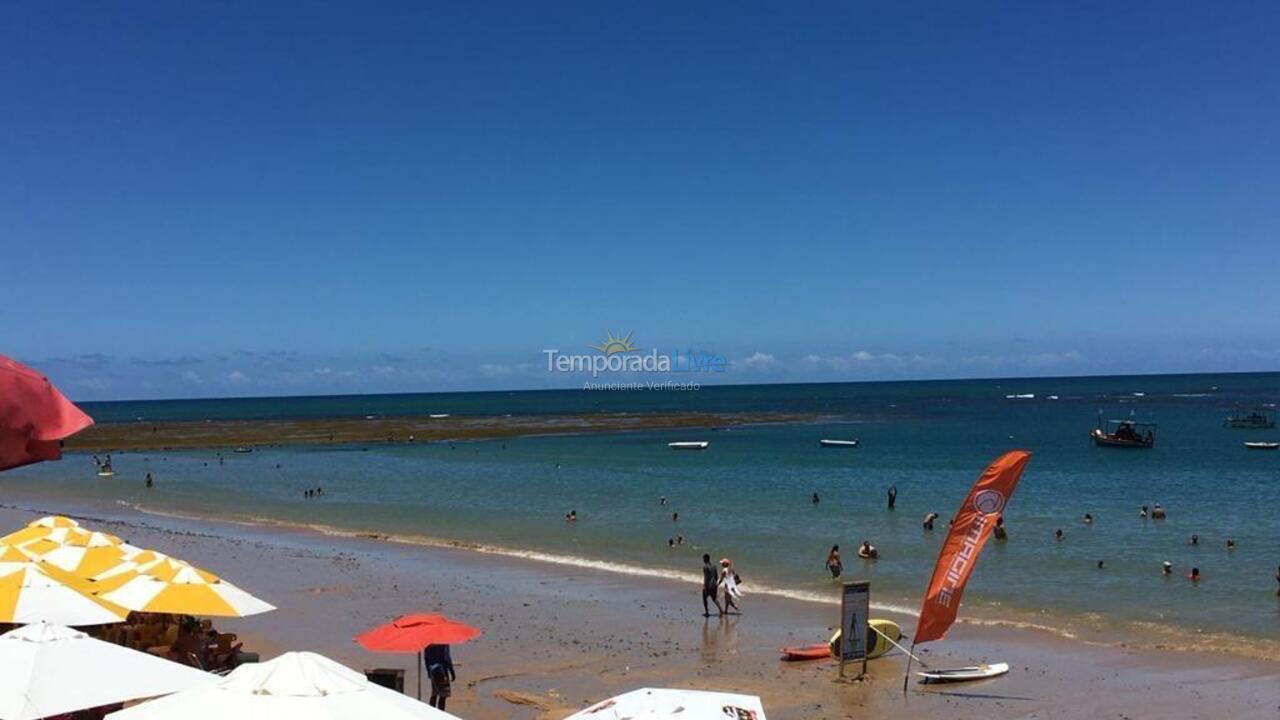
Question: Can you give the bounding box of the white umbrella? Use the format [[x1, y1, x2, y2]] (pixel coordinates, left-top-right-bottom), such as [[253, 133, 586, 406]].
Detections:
[[0, 623, 214, 720], [567, 687, 768, 720], [107, 651, 462, 720]]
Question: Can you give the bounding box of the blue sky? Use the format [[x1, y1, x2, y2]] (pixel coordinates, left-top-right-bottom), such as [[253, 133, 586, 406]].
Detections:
[[3, 2, 1278, 399]]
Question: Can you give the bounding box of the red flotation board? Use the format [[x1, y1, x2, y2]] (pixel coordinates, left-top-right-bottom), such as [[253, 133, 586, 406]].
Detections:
[[779, 643, 830, 661]]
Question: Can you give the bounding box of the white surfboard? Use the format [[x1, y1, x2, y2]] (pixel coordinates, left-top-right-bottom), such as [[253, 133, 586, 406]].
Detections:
[[918, 662, 1009, 684]]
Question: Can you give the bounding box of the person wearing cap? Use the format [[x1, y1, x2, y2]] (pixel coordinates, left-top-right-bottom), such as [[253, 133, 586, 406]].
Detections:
[[719, 558, 742, 613], [1161, 561, 1173, 576]]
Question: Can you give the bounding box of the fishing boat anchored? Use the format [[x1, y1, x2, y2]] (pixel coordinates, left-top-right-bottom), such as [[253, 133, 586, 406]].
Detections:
[[1244, 441, 1279, 450], [819, 439, 860, 448], [1225, 407, 1275, 429], [1090, 419, 1156, 448], [668, 441, 709, 450]]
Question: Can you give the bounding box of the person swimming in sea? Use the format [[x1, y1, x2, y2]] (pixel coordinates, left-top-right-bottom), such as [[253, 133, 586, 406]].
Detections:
[[1082, 513, 1093, 524], [1162, 560, 1173, 576], [672, 512, 679, 522], [668, 538, 675, 548], [812, 492, 820, 505], [1187, 567, 1201, 582], [1139, 505, 1149, 518], [660, 496, 667, 506], [676, 535, 684, 545], [993, 515, 1007, 540], [564, 510, 577, 522], [1274, 565, 1280, 596], [1189, 534, 1199, 546], [922, 512, 939, 531], [887, 485, 897, 510], [1097, 560, 1105, 569], [1226, 538, 1236, 550], [1055, 528, 1064, 541], [1151, 503, 1166, 519], [857, 540, 878, 560], [145, 472, 153, 489], [826, 545, 842, 579]]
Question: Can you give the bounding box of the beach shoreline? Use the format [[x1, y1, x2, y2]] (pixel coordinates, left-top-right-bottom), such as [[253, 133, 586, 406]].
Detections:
[[0, 496, 1277, 719]]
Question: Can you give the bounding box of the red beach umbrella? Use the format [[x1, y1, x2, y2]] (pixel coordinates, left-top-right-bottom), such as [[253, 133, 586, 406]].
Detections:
[[0, 355, 94, 472], [354, 613, 481, 698]]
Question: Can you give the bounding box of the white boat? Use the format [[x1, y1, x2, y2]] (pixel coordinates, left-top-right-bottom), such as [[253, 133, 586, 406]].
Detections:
[[668, 441, 709, 450], [918, 662, 1009, 684], [429, 414, 450, 419], [1244, 441, 1279, 450], [819, 439, 860, 448]]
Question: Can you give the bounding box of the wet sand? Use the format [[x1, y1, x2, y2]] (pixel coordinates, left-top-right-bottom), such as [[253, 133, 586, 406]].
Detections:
[[1, 503, 1276, 719], [64, 412, 814, 453]]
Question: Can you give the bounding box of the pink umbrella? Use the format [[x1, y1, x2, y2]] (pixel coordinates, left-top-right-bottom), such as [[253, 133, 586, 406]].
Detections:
[[0, 355, 94, 472]]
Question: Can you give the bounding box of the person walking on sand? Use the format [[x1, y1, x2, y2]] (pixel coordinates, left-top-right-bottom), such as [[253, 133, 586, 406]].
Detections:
[[826, 545, 843, 579], [719, 558, 742, 613], [423, 643, 455, 711], [701, 554, 724, 617], [887, 485, 897, 510]]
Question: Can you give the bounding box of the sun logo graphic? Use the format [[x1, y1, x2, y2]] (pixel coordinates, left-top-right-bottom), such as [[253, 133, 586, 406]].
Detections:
[[590, 331, 639, 356]]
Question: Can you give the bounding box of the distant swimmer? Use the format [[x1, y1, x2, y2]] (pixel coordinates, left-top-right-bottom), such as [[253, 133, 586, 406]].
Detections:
[[887, 485, 897, 510], [660, 496, 668, 506], [1082, 513, 1093, 524], [1140, 505, 1149, 518], [857, 540, 878, 560], [1226, 539, 1236, 550], [668, 538, 675, 548], [676, 535, 684, 546], [812, 492, 820, 505], [1162, 561, 1173, 576], [673, 512, 679, 522], [565, 510, 577, 522], [1275, 565, 1280, 596], [1187, 567, 1201, 582], [1097, 560, 1105, 569], [144, 472, 153, 489], [1151, 504, 1167, 519], [1189, 534, 1199, 546], [1055, 529, 1064, 541], [826, 545, 843, 579], [993, 515, 1007, 541], [922, 512, 939, 531]]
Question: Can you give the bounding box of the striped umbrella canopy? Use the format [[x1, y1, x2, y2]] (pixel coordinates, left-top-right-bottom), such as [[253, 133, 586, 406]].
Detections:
[[40, 541, 142, 579], [2, 524, 123, 554], [28, 515, 81, 529], [0, 560, 127, 625], [98, 568, 275, 618]]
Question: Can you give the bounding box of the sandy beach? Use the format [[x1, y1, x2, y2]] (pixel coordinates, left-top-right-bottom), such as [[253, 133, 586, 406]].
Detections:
[[1, 500, 1275, 720]]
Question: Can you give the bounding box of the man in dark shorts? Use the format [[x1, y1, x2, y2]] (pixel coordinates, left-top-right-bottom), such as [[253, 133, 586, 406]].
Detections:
[[702, 554, 724, 616]]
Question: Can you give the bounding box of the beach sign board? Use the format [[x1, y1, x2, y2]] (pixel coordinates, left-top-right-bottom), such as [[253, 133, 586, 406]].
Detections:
[[839, 581, 870, 677]]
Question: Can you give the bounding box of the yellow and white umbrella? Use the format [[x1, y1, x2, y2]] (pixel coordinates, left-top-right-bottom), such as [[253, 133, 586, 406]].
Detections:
[[98, 566, 275, 617], [27, 515, 80, 529], [0, 560, 127, 625]]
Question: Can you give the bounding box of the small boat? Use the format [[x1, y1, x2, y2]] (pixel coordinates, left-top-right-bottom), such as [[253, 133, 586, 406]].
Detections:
[[96, 470, 115, 478], [232, 446, 253, 454], [667, 441, 709, 450], [1225, 407, 1276, 429], [1090, 419, 1155, 448], [429, 414, 450, 419], [918, 662, 1009, 684], [819, 439, 860, 448], [1244, 441, 1279, 450]]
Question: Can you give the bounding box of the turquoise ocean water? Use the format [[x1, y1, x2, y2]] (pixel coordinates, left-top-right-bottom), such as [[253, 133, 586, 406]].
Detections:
[[4, 373, 1278, 648]]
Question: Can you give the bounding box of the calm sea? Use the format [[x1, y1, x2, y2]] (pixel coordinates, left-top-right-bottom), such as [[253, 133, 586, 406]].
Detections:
[[5, 373, 1279, 648]]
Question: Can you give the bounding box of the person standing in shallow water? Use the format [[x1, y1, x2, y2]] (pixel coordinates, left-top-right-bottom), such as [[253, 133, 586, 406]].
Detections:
[[144, 472, 153, 489], [887, 485, 897, 510], [701, 554, 724, 617], [826, 545, 842, 579], [993, 515, 1007, 540]]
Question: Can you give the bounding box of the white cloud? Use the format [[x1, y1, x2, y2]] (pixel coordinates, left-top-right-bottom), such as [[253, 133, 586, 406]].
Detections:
[[180, 370, 202, 385], [226, 370, 251, 385], [741, 352, 776, 369]]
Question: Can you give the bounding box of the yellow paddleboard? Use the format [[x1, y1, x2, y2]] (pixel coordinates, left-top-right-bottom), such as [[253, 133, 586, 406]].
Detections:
[[828, 618, 902, 660]]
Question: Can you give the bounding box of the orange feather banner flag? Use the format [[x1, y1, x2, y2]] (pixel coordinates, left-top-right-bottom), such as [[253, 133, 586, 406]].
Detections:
[[913, 450, 1031, 645]]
